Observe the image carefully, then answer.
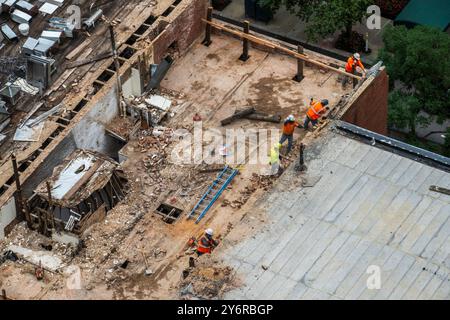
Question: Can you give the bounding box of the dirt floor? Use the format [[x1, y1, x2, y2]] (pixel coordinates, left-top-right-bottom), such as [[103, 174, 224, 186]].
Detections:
[[0, 34, 350, 300]]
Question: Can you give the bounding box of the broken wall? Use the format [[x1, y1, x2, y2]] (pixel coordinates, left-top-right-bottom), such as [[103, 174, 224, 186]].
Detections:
[[21, 134, 78, 199], [340, 68, 389, 135], [0, 196, 16, 239], [71, 86, 123, 159], [152, 0, 207, 63]]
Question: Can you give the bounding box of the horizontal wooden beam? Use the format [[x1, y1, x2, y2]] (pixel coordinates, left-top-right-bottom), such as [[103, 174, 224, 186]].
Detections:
[[202, 19, 361, 80]]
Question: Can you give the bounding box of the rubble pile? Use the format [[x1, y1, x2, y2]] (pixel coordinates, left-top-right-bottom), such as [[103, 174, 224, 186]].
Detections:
[[222, 173, 274, 210], [0, 222, 74, 262], [179, 255, 236, 299]]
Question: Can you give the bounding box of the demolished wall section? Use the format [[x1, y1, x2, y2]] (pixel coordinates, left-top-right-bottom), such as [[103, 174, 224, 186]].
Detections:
[[71, 87, 123, 159], [152, 0, 208, 63], [340, 68, 389, 135]]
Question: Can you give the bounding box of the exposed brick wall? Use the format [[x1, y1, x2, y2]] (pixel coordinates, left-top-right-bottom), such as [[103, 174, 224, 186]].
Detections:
[[152, 0, 208, 64], [340, 69, 389, 135]]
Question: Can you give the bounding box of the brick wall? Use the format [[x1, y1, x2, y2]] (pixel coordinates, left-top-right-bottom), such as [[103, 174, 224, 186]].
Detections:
[[340, 68, 389, 135], [152, 0, 208, 64]]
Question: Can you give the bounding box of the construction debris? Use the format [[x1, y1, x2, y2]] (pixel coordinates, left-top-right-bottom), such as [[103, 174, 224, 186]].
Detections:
[[220, 107, 255, 126], [429, 185, 450, 196], [178, 255, 236, 299]]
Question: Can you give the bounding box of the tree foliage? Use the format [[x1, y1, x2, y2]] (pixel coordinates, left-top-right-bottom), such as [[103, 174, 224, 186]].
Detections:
[[379, 25, 450, 128], [260, 0, 371, 41]]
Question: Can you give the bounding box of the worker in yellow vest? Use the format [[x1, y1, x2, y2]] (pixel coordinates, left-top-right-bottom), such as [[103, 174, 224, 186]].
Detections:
[[269, 143, 283, 176]]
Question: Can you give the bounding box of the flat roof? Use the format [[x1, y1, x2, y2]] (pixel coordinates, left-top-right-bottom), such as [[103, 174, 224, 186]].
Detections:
[[219, 130, 450, 299]]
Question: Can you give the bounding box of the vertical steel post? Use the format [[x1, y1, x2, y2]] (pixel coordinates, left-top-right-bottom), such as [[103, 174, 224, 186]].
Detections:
[[11, 154, 31, 227], [294, 45, 304, 82], [239, 21, 250, 61], [202, 7, 213, 46], [295, 143, 307, 172], [46, 181, 56, 234]]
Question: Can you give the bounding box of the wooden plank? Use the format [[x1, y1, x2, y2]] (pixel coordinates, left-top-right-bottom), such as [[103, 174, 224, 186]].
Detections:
[[66, 40, 91, 60], [203, 19, 361, 80]]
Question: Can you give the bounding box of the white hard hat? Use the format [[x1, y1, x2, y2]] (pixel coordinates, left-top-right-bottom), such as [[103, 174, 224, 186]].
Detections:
[[205, 228, 214, 236], [353, 53, 360, 60], [287, 114, 295, 122]]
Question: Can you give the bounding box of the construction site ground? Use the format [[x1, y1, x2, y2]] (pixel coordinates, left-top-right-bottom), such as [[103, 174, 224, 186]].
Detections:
[[0, 33, 351, 299]]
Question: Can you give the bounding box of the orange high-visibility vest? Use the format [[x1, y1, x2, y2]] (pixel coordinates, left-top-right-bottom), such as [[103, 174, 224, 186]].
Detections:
[[282, 121, 299, 135], [197, 236, 214, 254], [345, 56, 364, 73], [306, 101, 325, 120]]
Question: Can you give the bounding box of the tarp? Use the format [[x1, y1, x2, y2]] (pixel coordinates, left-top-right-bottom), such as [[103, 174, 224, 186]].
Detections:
[[395, 0, 450, 31]]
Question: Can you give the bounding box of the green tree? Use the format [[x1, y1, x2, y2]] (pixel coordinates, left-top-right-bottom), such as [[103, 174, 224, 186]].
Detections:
[[260, 0, 371, 42], [379, 25, 450, 130]]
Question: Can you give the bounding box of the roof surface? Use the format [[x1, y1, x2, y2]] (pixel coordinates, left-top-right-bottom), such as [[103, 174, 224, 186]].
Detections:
[[395, 0, 450, 30], [220, 131, 450, 299], [34, 149, 117, 206]]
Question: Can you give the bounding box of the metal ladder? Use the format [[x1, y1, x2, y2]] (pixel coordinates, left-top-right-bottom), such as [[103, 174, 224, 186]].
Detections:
[[188, 165, 238, 224]]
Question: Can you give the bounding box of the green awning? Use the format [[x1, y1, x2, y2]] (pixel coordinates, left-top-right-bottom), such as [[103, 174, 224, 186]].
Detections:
[[395, 0, 450, 31]]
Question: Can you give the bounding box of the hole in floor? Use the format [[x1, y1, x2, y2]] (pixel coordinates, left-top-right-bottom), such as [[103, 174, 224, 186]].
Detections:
[[156, 203, 183, 224], [125, 34, 139, 46], [145, 15, 157, 25], [161, 6, 174, 17], [134, 24, 150, 35], [120, 260, 129, 269], [73, 98, 89, 112], [97, 70, 114, 82], [119, 46, 136, 59]]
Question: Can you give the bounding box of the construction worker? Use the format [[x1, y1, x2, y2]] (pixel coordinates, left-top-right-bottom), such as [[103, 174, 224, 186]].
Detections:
[[279, 115, 301, 154], [269, 143, 282, 176], [344, 53, 366, 87], [303, 99, 329, 129], [196, 228, 218, 256], [345, 53, 366, 76]]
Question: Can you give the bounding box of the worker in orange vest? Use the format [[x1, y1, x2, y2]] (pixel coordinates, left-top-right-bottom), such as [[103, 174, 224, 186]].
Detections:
[[303, 99, 329, 129], [279, 115, 301, 154], [196, 228, 219, 256], [345, 53, 366, 76]]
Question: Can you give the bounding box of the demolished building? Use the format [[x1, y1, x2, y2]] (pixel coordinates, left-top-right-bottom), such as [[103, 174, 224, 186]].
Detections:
[[0, 0, 448, 300], [29, 149, 126, 239]]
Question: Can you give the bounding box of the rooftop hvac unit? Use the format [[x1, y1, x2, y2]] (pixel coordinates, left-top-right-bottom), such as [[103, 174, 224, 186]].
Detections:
[[11, 9, 32, 24], [1, 23, 18, 41], [83, 9, 103, 29]]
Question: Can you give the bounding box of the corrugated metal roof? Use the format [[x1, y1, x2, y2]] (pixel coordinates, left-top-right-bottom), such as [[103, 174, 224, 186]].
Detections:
[[220, 132, 450, 299]]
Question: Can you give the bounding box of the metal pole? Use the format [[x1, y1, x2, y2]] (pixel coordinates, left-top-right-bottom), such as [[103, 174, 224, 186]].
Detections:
[[295, 143, 307, 172], [109, 25, 124, 117], [239, 21, 250, 61], [11, 154, 31, 227], [294, 45, 304, 82], [46, 181, 56, 234], [202, 7, 213, 46]]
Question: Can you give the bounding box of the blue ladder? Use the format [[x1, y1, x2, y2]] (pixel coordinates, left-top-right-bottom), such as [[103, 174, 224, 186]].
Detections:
[[188, 165, 238, 224]]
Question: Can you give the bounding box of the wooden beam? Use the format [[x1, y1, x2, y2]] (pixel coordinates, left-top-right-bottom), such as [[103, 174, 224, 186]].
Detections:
[[202, 19, 361, 80]]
